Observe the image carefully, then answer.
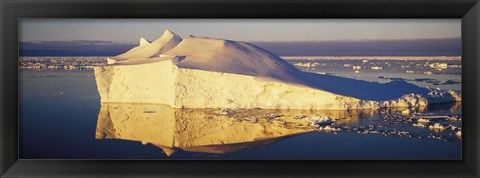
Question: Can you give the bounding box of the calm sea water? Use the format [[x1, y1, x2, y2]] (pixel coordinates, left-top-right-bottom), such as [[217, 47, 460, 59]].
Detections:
[[19, 60, 461, 160], [288, 59, 461, 91]]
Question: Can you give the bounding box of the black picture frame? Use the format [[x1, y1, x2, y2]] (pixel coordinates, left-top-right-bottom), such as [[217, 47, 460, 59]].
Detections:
[[1, 0, 479, 177]]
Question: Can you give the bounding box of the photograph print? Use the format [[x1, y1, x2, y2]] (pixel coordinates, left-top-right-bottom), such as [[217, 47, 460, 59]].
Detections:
[[19, 19, 462, 160]]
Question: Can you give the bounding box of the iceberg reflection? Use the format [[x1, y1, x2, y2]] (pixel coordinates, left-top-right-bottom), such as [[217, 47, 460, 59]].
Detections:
[[95, 103, 459, 156], [95, 103, 375, 156]]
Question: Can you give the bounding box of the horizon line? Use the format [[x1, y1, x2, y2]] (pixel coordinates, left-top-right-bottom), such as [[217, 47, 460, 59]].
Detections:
[[19, 37, 462, 44]]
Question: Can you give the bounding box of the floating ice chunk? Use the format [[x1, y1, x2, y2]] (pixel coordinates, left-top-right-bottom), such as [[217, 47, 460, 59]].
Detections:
[[401, 109, 411, 115], [429, 123, 445, 130], [447, 116, 460, 121], [413, 123, 426, 128], [448, 125, 457, 131], [429, 63, 448, 70], [427, 87, 461, 103], [319, 125, 340, 132], [381, 93, 428, 108], [417, 118, 430, 123], [293, 62, 318, 68], [305, 114, 333, 126], [456, 131, 461, 137]]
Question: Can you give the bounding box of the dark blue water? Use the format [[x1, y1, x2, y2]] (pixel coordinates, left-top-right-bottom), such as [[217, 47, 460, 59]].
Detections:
[[19, 70, 461, 160]]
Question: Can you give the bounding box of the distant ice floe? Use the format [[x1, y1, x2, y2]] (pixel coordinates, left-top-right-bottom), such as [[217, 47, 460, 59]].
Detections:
[[427, 87, 462, 104], [429, 123, 445, 130], [413, 122, 426, 128], [352, 66, 362, 70], [19, 56, 105, 70], [417, 118, 430, 123], [293, 62, 319, 68], [428, 63, 448, 70]]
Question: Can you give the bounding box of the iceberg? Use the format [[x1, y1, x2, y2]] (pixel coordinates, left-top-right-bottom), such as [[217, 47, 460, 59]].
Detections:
[[94, 29, 461, 110]]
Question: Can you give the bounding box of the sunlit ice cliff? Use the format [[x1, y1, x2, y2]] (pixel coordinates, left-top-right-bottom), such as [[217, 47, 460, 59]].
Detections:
[[94, 29, 461, 110]]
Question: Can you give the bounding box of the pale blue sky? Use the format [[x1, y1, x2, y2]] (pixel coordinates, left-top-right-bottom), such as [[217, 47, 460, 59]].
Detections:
[[19, 19, 461, 42]]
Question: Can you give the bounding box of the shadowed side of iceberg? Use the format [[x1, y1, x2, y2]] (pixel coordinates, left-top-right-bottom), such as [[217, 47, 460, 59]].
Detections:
[[300, 72, 430, 101]]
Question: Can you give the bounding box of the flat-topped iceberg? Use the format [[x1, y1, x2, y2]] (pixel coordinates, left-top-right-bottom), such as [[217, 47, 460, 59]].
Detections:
[[94, 30, 460, 110]]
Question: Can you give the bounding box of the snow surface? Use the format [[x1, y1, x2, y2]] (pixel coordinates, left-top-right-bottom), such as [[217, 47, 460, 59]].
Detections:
[[94, 30, 461, 110], [163, 36, 302, 83]]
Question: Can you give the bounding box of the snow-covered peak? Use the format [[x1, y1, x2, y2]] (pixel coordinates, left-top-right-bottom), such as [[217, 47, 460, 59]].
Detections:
[[162, 29, 176, 38], [107, 29, 183, 64], [151, 29, 182, 56], [139, 37, 150, 46], [152, 29, 180, 43]]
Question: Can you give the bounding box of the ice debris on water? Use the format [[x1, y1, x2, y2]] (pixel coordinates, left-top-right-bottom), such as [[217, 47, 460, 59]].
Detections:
[[305, 114, 333, 127], [413, 123, 426, 128], [401, 109, 411, 115], [429, 123, 445, 130], [427, 87, 461, 103], [211, 106, 462, 142], [319, 125, 341, 132], [456, 131, 461, 137], [417, 118, 430, 123], [448, 125, 457, 131]]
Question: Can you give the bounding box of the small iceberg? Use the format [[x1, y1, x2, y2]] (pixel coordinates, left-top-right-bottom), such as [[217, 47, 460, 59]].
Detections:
[[417, 118, 430, 123], [429, 123, 445, 130], [413, 122, 426, 128], [305, 114, 333, 127]]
